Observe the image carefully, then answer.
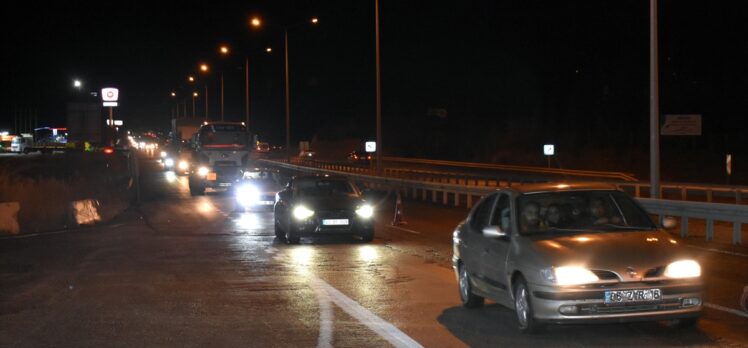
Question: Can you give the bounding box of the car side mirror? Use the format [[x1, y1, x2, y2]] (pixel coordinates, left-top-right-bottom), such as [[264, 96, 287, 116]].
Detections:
[[482, 225, 508, 239], [662, 216, 678, 229]]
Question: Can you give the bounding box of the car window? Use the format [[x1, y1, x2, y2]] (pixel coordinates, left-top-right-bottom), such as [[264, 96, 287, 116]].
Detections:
[[470, 194, 496, 231], [490, 194, 511, 232], [294, 179, 357, 197]]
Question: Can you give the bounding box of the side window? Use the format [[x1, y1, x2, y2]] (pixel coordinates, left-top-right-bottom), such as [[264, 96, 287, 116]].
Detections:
[[470, 194, 497, 231], [490, 194, 511, 232]]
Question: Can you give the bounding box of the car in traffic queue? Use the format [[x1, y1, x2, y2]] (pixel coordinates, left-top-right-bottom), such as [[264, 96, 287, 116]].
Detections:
[[234, 168, 285, 211], [347, 150, 373, 164], [452, 183, 703, 333], [160, 141, 193, 175], [274, 175, 375, 244]]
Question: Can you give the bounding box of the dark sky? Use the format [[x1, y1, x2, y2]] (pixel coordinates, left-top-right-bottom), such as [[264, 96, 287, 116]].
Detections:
[[2, 1, 747, 173]]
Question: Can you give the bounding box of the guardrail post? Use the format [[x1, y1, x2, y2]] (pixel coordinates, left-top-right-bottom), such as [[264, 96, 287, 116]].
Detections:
[[432, 189, 437, 203], [635, 184, 640, 197], [680, 187, 687, 201], [443, 190, 448, 205], [680, 216, 689, 238], [706, 218, 714, 241], [455, 192, 460, 207], [733, 222, 742, 245], [737, 190, 742, 204], [467, 194, 473, 208], [707, 190, 713, 203], [422, 188, 427, 201]]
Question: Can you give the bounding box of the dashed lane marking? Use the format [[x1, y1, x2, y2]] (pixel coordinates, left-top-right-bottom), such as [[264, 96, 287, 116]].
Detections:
[[386, 225, 421, 235]]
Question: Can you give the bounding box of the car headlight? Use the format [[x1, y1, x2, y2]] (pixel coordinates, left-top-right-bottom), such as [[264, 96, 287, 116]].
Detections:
[[236, 185, 260, 207], [164, 158, 175, 167], [542, 266, 599, 286], [160, 151, 167, 158], [197, 166, 209, 177], [356, 204, 374, 218], [293, 205, 315, 220], [664, 260, 701, 279], [178, 160, 189, 171]]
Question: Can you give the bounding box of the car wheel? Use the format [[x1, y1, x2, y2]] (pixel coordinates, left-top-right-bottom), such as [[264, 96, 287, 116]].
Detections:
[[274, 218, 285, 240], [458, 263, 484, 308], [188, 177, 205, 196], [360, 228, 374, 242], [514, 276, 542, 334], [285, 221, 300, 244]]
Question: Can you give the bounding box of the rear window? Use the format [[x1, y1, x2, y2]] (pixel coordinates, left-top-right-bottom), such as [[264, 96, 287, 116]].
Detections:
[[199, 124, 247, 146]]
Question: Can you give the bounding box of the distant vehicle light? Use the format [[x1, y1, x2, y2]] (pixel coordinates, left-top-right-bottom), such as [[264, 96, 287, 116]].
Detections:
[[160, 151, 167, 158], [178, 160, 189, 171], [236, 184, 261, 207], [197, 166, 209, 176], [164, 158, 175, 167], [102, 147, 114, 154]]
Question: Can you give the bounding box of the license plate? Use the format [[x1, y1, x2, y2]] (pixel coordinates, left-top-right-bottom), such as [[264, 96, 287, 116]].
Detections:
[[207, 173, 217, 181], [604, 289, 661, 304], [322, 219, 349, 226], [258, 201, 274, 205]]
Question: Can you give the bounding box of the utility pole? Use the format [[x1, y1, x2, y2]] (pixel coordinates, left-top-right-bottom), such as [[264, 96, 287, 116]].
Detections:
[[649, 0, 660, 198]]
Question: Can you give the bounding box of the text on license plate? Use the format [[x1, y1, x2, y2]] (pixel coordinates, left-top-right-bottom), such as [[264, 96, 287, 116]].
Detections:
[[207, 173, 217, 181], [604, 289, 661, 304], [322, 219, 349, 226]]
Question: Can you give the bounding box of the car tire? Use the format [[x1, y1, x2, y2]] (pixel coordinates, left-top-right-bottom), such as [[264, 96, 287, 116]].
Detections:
[[458, 263, 484, 308], [274, 218, 285, 240], [514, 276, 543, 334], [285, 221, 300, 244], [189, 177, 205, 196], [360, 228, 374, 242]]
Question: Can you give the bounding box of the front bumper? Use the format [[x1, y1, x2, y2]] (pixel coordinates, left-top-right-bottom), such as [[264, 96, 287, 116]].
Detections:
[[529, 281, 703, 323], [291, 213, 374, 235]]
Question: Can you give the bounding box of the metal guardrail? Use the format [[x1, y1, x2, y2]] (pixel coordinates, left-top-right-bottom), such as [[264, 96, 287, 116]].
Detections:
[[261, 159, 748, 245]]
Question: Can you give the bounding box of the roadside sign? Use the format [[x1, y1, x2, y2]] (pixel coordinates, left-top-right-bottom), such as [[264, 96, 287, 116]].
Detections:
[[543, 144, 554, 156], [365, 141, 376, 153], [103, 101, 118, 107], [101, 88, 119, 102], [661, 114, 701, 136]]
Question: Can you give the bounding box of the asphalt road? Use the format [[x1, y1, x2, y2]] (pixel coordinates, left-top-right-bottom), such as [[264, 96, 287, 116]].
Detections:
[[1, 155, 747, 347]]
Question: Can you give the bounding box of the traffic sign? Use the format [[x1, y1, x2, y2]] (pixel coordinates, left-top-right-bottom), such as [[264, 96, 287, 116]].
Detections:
[[543, 144, 555, 156], [661, 114, 701, 136], [365, 141, 376, 153]]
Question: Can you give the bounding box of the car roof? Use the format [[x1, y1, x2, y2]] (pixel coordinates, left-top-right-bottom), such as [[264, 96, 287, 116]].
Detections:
[[502, 182, 620, 195], [293, 174, 349, 181]]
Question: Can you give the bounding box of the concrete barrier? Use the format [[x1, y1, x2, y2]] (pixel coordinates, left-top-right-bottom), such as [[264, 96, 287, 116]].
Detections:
[[70, 199, 102, 226], [0, 202, 21, 234]]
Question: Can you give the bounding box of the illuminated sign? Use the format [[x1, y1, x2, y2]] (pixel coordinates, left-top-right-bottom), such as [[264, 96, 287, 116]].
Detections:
[[365, 141, 376, 153], [101, 88, 119, 102], [543, 144, 555, 156], [106, 120, 124, 126], [103, 101, 118, 107]]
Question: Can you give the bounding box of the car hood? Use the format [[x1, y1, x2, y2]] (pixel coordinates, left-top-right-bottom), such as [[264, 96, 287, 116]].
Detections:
[[528, 230, 695, 278], [296, 195, 363, 211]]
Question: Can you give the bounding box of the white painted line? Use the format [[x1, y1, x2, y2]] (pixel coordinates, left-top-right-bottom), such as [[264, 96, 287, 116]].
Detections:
[[312, 277, 423, 348], [685, 245, 748, 258], [704, 302, 748, 319], [387, 225, 421, 235], [315, 281, 334, 348]]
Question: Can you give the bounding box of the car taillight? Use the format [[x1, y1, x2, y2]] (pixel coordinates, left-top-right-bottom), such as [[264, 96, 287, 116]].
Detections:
[[103, 147, 115, 154]]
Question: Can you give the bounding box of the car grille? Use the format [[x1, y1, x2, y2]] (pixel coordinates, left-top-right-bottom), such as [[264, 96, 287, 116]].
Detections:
[[591, 270, 620, 281], [577, 299, 682, 315]]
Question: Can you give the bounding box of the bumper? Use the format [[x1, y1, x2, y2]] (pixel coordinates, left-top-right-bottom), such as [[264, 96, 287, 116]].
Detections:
[[291, 216, 374, 235], [529, 281, 703, 323]]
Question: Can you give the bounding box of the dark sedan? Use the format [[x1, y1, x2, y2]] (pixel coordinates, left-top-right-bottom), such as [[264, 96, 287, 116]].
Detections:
[[274, 175, 375, 244]]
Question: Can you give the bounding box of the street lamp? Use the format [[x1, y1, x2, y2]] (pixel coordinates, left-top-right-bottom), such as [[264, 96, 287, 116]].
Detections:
[[253, 16, 319, 162], [188, 75, 195, 82], [73, 79, 82, 88]]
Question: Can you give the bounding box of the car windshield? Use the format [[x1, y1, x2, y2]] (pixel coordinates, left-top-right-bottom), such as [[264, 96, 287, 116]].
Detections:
[[199, 124, 247, 146], [294, 179, 357, 197], [243, 171, 280, 187], [517, 190, 656, 235]]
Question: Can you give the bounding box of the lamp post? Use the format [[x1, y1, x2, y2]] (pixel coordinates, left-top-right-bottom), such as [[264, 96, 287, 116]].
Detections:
[[199, 64, 210, 120], [374, 0, 382, 176], [649, 0, 660, 198]]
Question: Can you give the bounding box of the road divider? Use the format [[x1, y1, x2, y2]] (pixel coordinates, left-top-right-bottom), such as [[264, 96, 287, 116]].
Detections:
[[0, 202, 21, 234]]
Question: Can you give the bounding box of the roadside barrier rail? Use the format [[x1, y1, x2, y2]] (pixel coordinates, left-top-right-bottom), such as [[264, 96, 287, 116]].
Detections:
[[261, 159, 748, 245]]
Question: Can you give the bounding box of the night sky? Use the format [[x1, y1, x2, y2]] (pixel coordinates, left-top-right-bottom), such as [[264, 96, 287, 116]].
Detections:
[[2, 1, 747, 180]]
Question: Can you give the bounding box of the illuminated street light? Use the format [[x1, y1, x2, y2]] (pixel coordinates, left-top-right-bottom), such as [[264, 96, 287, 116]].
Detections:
[[73, 79, 82, 88], [311, 17, 319, 24], [220, 45, 229, 55], [193, 92, 198, 97], [200, 64, 209, 72], [170, 91, 176, 97], [188, 75, 195, 82], [250, 17, 261, 27], [266, 47, 273, 53]]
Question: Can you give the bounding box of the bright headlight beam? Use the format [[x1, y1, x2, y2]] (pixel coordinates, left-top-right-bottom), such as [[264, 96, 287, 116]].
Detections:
[[356, 204, 374, 218], [160, 151, 167, 158], [178, 160, 189, 170], [664, 260, 701, 278], [197, 166, 209, 176], [164, 158, 174, 167], [293, 205, 315, 220], [236, 185, 260, 207], [553, 266, 599, 286]]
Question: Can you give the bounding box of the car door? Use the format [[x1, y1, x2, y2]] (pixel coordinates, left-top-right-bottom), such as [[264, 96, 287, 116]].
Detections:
[[461, 193, 497, 294], [479, 193, 513, 298]]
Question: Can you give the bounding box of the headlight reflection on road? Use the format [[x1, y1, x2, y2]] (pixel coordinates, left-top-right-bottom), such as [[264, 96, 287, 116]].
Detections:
[[358, 245, 379, 263], [290, 247, 316, 276], [165, 171, 177, 183], [235, 212, 261, 231], [196, 200, 215, 215]]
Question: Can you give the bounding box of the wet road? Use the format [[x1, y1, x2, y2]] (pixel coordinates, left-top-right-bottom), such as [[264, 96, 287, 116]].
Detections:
[[1, 156, 747, 347]]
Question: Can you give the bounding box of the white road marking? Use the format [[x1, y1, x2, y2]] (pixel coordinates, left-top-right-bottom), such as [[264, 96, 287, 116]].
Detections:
[[387, 225, 421, 235], [704, 302, 748, 319], [685, 245, 748, 258], [311, 276, 423, 348], [313, 280, 334, 348]]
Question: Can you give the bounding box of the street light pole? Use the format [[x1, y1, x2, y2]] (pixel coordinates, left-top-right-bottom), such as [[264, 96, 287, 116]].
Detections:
[[284, 29, 291, 162], [650, 0, 660, 198], [192, 94, 196, 118], [204, 84, 209, 120], [375, 0, 382, 176], [220, 73, 225, 121], [245, 57, 250, 128]]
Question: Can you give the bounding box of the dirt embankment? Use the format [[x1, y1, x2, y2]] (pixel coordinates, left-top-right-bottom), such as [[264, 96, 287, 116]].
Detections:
[[0, 152, 133, 234]]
